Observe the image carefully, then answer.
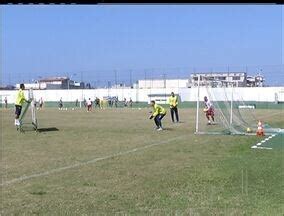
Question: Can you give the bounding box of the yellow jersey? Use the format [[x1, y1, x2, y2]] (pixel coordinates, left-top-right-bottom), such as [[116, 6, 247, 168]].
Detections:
[[152, 104, 166, 117], [15, 89, 26, 106], [168, 95, 178, 108]]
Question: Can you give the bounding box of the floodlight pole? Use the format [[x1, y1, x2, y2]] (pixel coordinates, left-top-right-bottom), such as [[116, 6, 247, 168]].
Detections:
[[195, 75, 200, 133]]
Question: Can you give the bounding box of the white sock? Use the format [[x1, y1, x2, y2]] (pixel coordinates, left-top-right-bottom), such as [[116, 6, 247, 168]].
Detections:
[[15, 119, 20, 126]]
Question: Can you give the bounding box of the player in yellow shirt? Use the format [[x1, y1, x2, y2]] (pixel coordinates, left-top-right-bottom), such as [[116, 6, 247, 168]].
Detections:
[[149, 100, 167, 131], [168, 92, 179, 123], [14, 84, 30, 126]]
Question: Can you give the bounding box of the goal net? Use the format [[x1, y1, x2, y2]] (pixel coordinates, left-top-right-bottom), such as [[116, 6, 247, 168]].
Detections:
[[195, 77, 281, 135], [18, 89, 38, 132]]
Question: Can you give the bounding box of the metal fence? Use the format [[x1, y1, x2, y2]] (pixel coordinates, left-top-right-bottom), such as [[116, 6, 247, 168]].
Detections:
[[4, 64, 284, 88]]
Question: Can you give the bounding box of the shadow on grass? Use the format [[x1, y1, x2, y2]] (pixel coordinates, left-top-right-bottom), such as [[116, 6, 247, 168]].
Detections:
[[37, 127, 59, 133], [163, 128, 174, 131], [176, 121, 186, 124]]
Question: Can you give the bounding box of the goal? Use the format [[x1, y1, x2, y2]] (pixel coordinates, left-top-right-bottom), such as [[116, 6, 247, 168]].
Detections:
[[18, 89, 38, 132], [194, 76, 281, 135]]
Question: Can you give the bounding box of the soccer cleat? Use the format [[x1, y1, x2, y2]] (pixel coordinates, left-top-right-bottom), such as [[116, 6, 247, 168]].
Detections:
[[157, 127, 163, 131]]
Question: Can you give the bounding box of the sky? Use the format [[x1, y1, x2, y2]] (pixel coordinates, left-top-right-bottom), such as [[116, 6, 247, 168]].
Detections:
[[1, 5, 283, 86]]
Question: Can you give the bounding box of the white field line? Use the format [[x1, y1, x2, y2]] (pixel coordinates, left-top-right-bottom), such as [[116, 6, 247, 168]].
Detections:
[[1, 135, 188, 187], [251, 146, 272, 150], [251, 134, 275, 150], [256, 146, 273, 150]]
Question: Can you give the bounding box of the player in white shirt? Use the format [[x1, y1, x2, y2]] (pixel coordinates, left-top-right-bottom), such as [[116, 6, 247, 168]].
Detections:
[[204, 96, 215, 125], [87, 98, 92, 112], [39, 97, 44, 110]]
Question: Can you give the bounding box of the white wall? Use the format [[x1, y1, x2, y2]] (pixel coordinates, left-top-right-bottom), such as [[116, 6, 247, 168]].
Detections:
[[138, 79, 189, 89], [1, 87, 283, 103], [179, 87, 284, 102]]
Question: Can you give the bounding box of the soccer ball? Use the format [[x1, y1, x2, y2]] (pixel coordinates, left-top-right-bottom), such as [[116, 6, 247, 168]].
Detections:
[[246, 127, 252, 133], [203, 108, 208, 112]]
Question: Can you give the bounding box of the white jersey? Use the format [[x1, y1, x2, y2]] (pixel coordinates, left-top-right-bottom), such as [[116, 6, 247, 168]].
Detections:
[[205, 100, 213, 109], [87, 100, 92, 106]]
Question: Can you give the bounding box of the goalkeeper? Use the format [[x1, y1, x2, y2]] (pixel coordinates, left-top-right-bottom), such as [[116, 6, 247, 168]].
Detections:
[[203, 96, 215, 125], [149, 100, 167, 131], [14, 84, 30, 126], [168, 92, 179, 123]]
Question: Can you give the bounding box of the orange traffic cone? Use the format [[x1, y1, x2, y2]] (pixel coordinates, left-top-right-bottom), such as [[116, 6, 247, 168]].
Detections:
[[256, 120, 265, 136]]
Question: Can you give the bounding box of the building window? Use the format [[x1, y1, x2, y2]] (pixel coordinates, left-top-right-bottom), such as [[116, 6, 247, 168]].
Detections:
[[233, 76, 240, 80], [217, 76, 226, 80]]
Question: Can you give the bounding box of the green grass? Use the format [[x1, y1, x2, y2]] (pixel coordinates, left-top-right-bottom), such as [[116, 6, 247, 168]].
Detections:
[[1, 107, 283, 215], [260, 133, 284, 149], [1, 100, 283, 109]]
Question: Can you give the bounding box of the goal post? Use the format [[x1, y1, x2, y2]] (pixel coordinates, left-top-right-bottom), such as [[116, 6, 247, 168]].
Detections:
[[195, 78, 282, 135], [195, 79, 233, 135], [195, 80, 253, 135], [195, 75, 200, 133], [18, 88, 38, 132]]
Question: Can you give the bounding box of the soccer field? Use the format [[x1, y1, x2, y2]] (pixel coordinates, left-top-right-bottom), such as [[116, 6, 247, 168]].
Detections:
[[1, 107, 283, 215]]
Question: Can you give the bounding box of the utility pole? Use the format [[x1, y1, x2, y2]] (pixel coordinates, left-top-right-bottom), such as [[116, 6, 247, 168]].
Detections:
[[114, 70, 118, 86], [8, 73, 11, 85], [129, 69, 133, 88], [144, 69, 147, 88], [163, 73, 166, 88], [67, 73, 70, 90]]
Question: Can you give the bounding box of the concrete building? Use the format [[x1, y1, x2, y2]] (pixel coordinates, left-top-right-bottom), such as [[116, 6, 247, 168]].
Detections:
[[190, 72, 247, 87], [246, 74, 265, 87], [0, 85, 16, 90], [112, 83, 129, 89], [16, 77, 85, 90], [15, 83, 42, 90], [190, 72, 266, 87], [38, 77, 84, 89]]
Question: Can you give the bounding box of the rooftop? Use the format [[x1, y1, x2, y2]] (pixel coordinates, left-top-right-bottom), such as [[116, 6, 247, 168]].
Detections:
[[191, 72, 246, 76], [39, 77, 69, 82]]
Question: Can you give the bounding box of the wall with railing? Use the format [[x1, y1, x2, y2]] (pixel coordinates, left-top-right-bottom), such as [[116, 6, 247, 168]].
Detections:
[[1, 87, 284, 105]]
